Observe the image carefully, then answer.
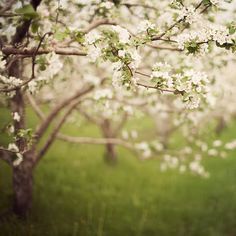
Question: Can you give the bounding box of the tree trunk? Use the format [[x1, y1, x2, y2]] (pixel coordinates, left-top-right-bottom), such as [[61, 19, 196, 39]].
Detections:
[[101, 119, 117, 164], [12, 153, 34, 218], [215, 117, 226, 135], [104, 142, 117, 164]]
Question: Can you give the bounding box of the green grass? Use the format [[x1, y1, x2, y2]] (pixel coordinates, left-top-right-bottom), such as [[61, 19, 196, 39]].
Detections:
[[1, 109, 236, 236]]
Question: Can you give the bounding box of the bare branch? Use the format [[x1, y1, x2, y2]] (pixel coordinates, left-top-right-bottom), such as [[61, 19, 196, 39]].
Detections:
[[0, 147, 17, 154], [0, 13, 20, 17], [136, 82, 183, 94], [2, 46, 87, 57], [84, 19, 117, 33], [147, 43, 182, 52], [121, 3, 158, 12], [26, 93, 45, 120], [34, 79, 105, 144], [57, 133, 135, 150], [34, 99, 81, 165], [0, 149, 14, 166], [113, 113, 128, 136], [77, 108, 102, 126]]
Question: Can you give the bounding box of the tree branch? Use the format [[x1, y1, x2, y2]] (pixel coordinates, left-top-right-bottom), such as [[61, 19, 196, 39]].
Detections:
[[2, 46, 87, 57], [84, 19, 117, 33], [33, 99, 81, 165], [113, 113, 128, 136], [56, 133, 135, 150], [0, 149, 13, 166], [34, 80, 105, 144]]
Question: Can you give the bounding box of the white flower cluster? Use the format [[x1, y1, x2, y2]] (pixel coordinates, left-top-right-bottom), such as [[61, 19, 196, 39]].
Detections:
[[99, 1, 114, 10], [111, 25, 130, 44], [176, 25, 235, 52], [161, 155, 180, 171], [225, 140, 236, 150], [160, 152, 209, 177], [118, 48, 141, 69], [122, 130, 138, 140], [135, 142, 152, 159], [28, 52, 63, 93], [137, 20, 156, 33], [151, 62, 210, 109], [13, 112, 21, 122], [8, 143, 23, 166], [194, 139, 227, 159], [85, 31, 101, 45], [112, 61, 125, 89], [0, 75, 22, 89], [189, 160, 209, 177], [85, 26, 141, 90], [87, 46, 102, 63], [179, 6, 200, 24]]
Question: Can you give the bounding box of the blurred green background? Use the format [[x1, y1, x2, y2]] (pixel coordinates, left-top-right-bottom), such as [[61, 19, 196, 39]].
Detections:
[[1, 107, 236, 236]]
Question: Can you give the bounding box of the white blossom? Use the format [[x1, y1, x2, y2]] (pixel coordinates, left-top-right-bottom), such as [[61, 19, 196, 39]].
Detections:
[[13, 112, 21, 122], [87, 45, 102, 62], [85, 31, 101, 45], [137, 20, 155, 33], [180, 6, 200, 24], [112, 25, 130, 44], [225, 140, 236, 150], [13, 153, 23, 166], [8, 143, 19, 152]]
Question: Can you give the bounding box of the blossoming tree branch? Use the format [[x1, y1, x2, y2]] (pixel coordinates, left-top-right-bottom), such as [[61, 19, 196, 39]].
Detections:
[[0, 0, 236, 218]]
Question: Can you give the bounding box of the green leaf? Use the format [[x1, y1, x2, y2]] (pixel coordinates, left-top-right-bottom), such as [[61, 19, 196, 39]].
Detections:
[[31, 20, 40, 33], [202, 0, 211, 5], [15, 4, 38, 20], [228, 23, 236, 35], [185, 41, 199, 54], [54, 31, 68, 41], [36, 56, 47, 71]]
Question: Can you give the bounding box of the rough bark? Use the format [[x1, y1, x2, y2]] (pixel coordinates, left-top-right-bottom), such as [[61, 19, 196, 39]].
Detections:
[[12, 151, 34, 218], [101, 119, 117, 164], [215, 117, 227, 135], [104, 142, 117, 164], [6, 0, 42, 218]]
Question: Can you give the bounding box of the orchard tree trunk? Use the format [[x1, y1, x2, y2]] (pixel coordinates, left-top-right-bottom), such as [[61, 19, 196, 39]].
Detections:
[[101, 119, 117, 165], [215, 117, 227, 135], [104, 142, 117, 164], [6, 0, 42, 218], [12, 151, 35, 218]]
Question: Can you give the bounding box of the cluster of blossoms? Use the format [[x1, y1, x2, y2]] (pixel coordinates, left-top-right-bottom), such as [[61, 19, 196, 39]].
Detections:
[[7, 143, 23, 166], [160, 153, 209, 177], [179, 5, 200, 24], [176, 24, 236, 53], [122, 130, 138, 140], [135, 142, 152, 159], [150, 62, 210, 109], [0, 52, 22, 95], [0, 76, 22, 89], [28, 52, 63, 94], [85, 25, 141, 89], [137, 20, 156, 34]]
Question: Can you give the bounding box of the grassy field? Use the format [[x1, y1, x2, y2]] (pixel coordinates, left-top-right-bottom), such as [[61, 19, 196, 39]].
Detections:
[[1, 109, 236, 236]]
